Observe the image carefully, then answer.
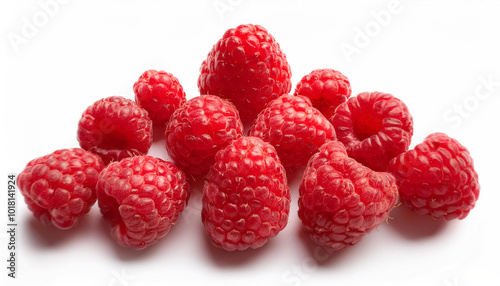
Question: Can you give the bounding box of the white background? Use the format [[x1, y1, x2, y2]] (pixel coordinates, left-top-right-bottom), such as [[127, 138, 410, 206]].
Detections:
[[1, 1, 500, 286]]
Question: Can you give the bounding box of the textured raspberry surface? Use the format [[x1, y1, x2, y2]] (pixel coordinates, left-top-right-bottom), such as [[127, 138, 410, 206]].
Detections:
[[299, 141, 398, 250], [165, 94, 244, 178], [294, 69, 351, 119], [17, 148, 105, 229], [198, 24, 292, 124], [388, 133, 480, 220], [77, 96, 153, 165], [202, 136, 290, 251], [97, 155, 189, 249], [249, 94, 336, 168], [330, 91, 413, 171], [133, 69, 186, 127]]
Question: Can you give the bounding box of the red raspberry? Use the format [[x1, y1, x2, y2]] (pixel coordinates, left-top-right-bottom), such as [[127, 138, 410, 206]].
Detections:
[[294, 68, 352, 119], [17, 148, 105, 229], [96, 155, 189, 249], [299, 141, 398, 250], [202, 137, 290, 251], [248, 94, 336, 168], [77, 96, 153, 165], [133, 69, 186, 127], [165, 95, 244, 178], [388, 133, 480, 220], [330, 91, 413, 171], [198, 24, 292, 124]]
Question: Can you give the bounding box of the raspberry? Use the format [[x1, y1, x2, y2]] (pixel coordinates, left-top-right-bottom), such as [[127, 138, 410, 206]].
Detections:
[[298, 141, 398, 250], [165, 95, 244, 178], [96, 155, 189, 249], [77, 96, 153, 165], [248, 94, 336, 168], [17, 148, 105, 229], [330, 91, 413, 171], [133, 69, 186, 127], [294, 68, 352, 119], [198, 24, 292, 124], [202, 136, 290, 251], [388, 133, 480, 220]]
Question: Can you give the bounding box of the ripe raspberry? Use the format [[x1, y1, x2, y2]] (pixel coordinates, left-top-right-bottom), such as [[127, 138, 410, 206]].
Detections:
[[294, 68, 352, 119], [202, 137, 290, 251], [96, 155, 189, 249], [17, 148, 105, 229], [388, 133, 480, 220], [165, 95, 244, 178], [198, 24, 292, 124], [133, 69, 186, 127], [330, 91, 413, 171], [77, 96, 153, 165], [299, 141, 398, 250], [249, 94, 336, 168]]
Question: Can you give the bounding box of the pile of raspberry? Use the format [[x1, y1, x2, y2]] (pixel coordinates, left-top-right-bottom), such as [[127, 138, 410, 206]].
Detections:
[[18, 24, 479, 252]]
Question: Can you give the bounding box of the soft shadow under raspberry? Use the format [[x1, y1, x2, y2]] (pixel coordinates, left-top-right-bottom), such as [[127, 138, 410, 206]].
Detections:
[[25, 214, 94, 247], [285, 165, 307, 189], [387, 204, 448, 240], [97, 217, 180, 261], [152, 124, 167, 143], [296, 225, 356, 267], [200, 224, 268, 267]]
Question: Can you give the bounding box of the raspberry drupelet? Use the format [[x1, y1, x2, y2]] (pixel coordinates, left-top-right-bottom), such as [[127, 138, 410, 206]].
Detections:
[[298, 141, 398, 250], [133, 69, 186, 128], [202, 136, 290, 251], [249, 94, 336, 169], [294, 68, 352, 119], [388, 132, 480, 220], [165, 94, 244, 179], [97, 155, 189, 249], [17, 148, 105, 229], [198, 24, 292, 124], [77, 96, 153, 165], [330, 91, 413, 171]]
